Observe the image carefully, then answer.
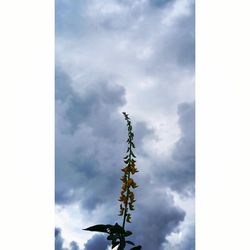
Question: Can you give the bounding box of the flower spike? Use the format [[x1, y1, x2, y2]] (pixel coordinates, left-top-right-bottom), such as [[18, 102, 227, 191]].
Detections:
[[118, 112, 139, 229]]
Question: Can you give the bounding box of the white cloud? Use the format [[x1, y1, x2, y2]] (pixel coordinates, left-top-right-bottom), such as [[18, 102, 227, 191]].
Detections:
[[55, 203, 88, 248], [163, 188, 195, 250]]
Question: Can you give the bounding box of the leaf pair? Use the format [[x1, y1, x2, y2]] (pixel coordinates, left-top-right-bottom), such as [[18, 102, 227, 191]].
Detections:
[[83, 223, 141, 250]]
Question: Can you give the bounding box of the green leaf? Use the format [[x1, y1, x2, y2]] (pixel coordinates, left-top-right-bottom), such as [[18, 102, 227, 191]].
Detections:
[[111, 223, 125, 234], [130, 151, 136, 158], [107, 234, 119, 241], [83, 224, 110, 233], [118, 237, 126, 250], [124, 230, 133, 237], [112, 240, 120, 249], [126, 240, 135, 245], [130, 245, 142, 250], [124, 159, 130, 164]]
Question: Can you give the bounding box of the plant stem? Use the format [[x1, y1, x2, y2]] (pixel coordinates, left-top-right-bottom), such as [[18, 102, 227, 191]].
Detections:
[[122, 143, 131, 230]]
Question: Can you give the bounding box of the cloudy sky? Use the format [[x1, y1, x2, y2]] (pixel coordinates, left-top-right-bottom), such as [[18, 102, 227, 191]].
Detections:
[[55, 0, 195, 249]]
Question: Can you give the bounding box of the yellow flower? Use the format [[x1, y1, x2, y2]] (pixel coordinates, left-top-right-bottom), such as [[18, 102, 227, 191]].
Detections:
[[127, 178, 138, 189], [130, 165, 139, 174], [127, 178, 133, 186], [129, 191, 134, 200], [118, 112, 140, 226], [119, 194, 126, 202], [120, 175, 127, 182], [121, 166, 130, 174]]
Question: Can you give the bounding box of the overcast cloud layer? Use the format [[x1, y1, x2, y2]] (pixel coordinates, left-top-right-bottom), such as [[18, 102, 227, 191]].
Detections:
[[55, 0, 195, 249]]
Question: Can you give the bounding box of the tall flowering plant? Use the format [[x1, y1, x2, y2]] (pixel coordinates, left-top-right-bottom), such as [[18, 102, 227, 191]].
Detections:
[[84, 112, 142, 250], [119, 112, 139, 227]]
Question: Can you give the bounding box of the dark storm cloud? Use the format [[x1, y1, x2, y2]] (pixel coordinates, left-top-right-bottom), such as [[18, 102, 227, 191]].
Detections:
[[56, 0, 195, 120], [180, 224, 195, 250], [55, 68, 154, 211], [55, 68, 125, 206], [147, 1, 195, 75], [55, 69, 73, 101], [165, 223, 195, 250], [55, 227, 68, 250], [150, 0, 174, 8], [55, 67, 188, 249], [175, 13, 195, 68], [55, 67, 126, 132], [55, 0, 87, 36], [169, 2, 195, 68], [56, 0, 195, 71], [55, 228, 82, 250], [70, 241, 80, 250], [83, 234, 109, 250], [156, 101, 195, 195], [128, 189, 186, 250], [170, 101, 195, 194]]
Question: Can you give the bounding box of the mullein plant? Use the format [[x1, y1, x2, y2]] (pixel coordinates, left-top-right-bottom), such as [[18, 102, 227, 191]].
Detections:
[[84, 112, 142, 250]]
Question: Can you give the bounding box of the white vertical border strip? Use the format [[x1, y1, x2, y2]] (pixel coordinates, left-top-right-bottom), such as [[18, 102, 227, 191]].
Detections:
[[197, 0, 250, 249], [0, 0, 54, 250]]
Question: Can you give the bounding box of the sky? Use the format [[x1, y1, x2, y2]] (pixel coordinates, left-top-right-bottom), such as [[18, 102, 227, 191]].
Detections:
[[55, 0, 195, 249]]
